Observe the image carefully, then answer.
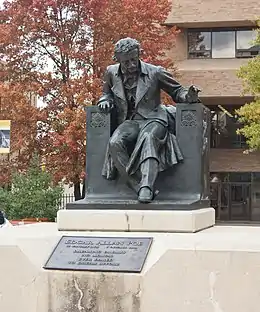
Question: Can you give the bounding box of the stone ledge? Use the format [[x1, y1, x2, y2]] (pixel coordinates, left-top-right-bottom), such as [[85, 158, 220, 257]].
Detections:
[[66, 198, 210, 210], [57, 208, 215, 233]]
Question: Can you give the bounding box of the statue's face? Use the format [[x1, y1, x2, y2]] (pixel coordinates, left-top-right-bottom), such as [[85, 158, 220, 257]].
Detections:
[[118, 48, 139, 74]]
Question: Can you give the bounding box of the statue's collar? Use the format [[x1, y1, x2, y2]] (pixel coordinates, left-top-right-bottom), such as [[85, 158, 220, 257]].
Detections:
[[116, 61, 148, 77]]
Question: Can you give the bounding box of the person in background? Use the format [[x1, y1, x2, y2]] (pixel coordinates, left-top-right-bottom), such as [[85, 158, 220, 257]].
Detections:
[[0, 210, 12, 228], [0, 130, 9, 148]]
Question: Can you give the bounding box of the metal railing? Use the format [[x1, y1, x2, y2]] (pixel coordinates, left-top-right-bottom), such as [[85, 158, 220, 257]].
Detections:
[[59, 194, 75, 210]]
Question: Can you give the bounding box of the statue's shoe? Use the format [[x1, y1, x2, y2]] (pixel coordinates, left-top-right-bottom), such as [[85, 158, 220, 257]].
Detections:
[[138, 187, 153, 203]]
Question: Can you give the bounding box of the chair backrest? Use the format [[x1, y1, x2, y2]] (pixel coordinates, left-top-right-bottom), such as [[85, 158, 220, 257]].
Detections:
[[83, 103, 210, 202]]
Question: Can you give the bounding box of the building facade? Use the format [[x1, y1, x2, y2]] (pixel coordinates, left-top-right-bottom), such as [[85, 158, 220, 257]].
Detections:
[[166, 0, 260, 222]]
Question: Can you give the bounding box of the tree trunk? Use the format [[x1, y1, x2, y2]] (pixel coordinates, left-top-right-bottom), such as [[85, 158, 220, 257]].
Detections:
[[74, 181, 81, 200], [82, 179, 85, 199]]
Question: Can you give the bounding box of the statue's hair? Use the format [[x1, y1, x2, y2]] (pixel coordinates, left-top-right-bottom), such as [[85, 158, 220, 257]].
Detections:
[[113, 37, 141, 61]]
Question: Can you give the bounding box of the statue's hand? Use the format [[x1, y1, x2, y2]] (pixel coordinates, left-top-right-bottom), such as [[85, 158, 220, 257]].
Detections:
[[98, 101, 113, 114], [186, 85, 201, 103]]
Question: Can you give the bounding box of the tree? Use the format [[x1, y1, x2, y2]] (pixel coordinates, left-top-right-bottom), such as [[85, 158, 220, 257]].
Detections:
[[0, 155, 63, 221], [0, 81, 42, 186], [236, 23, 260, 150], [93, 0, 178, 79], [1, 0, 178, 199], [1, 0, 100, 199]]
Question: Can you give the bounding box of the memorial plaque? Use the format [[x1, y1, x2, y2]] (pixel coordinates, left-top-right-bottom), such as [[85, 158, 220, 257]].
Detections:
[[44, 236, 153, 273]]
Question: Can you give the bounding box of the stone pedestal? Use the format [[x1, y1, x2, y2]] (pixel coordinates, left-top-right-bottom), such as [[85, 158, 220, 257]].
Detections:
[[57, 208, 215, 232], [1, 223, 260, 312]]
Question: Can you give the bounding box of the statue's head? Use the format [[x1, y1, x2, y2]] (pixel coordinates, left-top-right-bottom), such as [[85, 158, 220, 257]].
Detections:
[[113, 37, 141, 74]]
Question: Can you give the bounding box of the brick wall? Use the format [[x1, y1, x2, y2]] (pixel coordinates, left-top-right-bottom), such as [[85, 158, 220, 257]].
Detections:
[[166, 0, 260, 25], [179, 68, 243, 96], [166, 0, 260, 175], [168, 33, 251, 96]]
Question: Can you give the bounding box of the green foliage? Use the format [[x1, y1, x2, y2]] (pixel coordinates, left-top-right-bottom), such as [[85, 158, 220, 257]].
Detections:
[[0, 156, 63, 221], [236, 99, 260, 150], [237, 56, 260, 96], [236, 22, 260, 150]]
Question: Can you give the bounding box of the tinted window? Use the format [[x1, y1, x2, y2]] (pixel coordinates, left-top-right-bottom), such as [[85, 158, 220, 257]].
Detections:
[[188, 31, 211, 58], [236, 30, 260, 58], [212, 31, 235, 58], [252, 173, 260, 183], [237, 30, 256, 49], [187, 28, 259, 59], [229, 172, 251, 182]]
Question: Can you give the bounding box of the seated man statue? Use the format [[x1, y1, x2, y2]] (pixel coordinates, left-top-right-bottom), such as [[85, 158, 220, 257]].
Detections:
[[97, 37, 200, 203]]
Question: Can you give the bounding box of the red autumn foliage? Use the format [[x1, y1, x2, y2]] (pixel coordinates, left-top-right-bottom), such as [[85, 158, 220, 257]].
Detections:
[[0, 0, 178, 198], [0, 82, 42, 185]]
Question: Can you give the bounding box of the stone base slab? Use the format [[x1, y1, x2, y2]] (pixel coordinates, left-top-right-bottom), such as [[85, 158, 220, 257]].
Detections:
[[1, 223, 260, 312], [57, 208, 215, 232]]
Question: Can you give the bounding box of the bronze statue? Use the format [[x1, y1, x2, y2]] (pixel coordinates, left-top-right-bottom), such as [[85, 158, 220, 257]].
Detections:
[[97, 38, 200, 203]]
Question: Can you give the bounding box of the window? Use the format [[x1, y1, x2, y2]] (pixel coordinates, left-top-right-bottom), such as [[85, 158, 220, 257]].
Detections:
[[210, 107, 247, 149], [188, 31, 211, 58], [229, 172, 251, 183], [236, 30, 260, 58], [212, 31, 235, 58], [188, 28, 259, 59], [252, 173, 260, 183]]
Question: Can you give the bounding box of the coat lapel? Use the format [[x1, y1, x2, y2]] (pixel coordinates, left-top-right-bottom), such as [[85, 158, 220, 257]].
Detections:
[[111, 61, 150, 105], [135, 75, 149, 106], [111, 74, 126, 102], [135, 62, 150, 106]]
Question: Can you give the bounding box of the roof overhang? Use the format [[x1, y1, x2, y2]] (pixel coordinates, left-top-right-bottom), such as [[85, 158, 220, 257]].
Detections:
[[201, 96, 254, 107], [164, 20, 256, 29]]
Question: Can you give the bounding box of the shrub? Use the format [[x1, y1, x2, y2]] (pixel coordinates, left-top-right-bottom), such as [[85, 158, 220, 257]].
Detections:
[[0, 156, 63, 221]]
